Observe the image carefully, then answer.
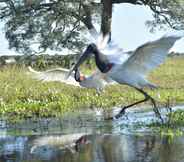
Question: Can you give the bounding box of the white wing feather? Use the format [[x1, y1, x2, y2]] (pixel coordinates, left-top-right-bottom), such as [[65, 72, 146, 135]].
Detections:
[[28, 67, 115, 91], [28, 66, 79, 86], [122, 35, 182, 77]]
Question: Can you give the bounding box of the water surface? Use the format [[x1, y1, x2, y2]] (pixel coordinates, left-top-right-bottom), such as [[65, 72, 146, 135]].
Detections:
[[0, 106, 184, 162]]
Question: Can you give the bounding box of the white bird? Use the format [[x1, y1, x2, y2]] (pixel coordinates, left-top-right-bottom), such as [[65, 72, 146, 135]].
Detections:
[[69, 32, 184, 121], [31, 133, 89, 154], [27, 66, 114, 93]]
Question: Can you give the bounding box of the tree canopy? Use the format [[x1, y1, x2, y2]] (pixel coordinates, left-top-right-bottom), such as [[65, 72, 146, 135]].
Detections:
[[0, 0, 184, 54]]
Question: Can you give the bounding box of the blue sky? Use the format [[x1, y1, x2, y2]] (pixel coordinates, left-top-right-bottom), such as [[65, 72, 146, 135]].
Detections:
[[0, 3, 183, 55], [112, 4, 184, 52]]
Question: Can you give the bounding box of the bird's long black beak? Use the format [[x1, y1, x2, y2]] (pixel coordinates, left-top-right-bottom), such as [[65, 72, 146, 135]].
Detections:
[[66, 46, 92, 78], [74, 68, 80, 82]]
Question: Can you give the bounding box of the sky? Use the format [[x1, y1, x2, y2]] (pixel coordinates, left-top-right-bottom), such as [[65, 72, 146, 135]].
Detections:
[[0, 3, 184, 55], [0, 22, 18, 55], [112, 4, 184, 53]]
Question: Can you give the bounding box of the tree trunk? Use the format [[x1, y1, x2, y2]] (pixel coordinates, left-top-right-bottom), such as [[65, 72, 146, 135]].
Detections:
[[101, 0, 112, 40]]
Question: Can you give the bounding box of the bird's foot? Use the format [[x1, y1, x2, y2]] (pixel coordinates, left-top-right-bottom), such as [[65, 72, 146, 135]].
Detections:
[[114, 110, 126, 119], [153, 106, 164, 124], [104, 107, 126, 120]]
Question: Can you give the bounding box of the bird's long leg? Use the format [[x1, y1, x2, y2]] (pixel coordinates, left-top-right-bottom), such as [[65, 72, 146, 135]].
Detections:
[[149, 96, 164, 123], [109, 87, 163, 122], [113, 94, 149, 119], [136, 88, 163, 123]]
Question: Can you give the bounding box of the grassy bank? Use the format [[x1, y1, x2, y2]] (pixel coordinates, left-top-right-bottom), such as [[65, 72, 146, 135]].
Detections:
[[0, 56, 184, 121]]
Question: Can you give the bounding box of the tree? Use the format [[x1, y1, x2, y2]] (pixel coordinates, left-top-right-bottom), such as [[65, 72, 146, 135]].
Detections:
[[0, 0, 183, 54], [145, 0, 184, 31]]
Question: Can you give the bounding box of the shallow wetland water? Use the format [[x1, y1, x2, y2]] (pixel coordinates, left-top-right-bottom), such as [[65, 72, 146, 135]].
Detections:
[[0, 106, 184, 162]]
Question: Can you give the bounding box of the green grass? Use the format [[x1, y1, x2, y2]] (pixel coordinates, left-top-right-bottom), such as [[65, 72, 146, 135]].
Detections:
[[0, 56, 184, 121]]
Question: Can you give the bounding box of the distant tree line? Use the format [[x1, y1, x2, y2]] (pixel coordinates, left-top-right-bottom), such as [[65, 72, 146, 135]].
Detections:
[[0, 53, 97, 69]]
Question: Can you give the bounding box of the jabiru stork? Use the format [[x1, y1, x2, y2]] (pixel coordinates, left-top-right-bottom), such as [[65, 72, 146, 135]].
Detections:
[[69, 32, 184, 121]]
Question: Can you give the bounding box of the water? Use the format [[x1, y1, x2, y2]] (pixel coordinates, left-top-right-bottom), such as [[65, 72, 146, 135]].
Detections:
[[0, 106, 184, 162]]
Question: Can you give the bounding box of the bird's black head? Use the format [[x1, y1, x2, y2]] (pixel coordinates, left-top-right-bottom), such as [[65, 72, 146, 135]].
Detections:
[[67, 43, 98, 77], [74, 68, 80, 82], [74, 68, 85, 82]]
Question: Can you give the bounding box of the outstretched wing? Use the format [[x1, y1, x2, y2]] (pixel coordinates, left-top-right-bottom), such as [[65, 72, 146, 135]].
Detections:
[[122, 34, 183, 77], [28, 66, 79, 86]]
